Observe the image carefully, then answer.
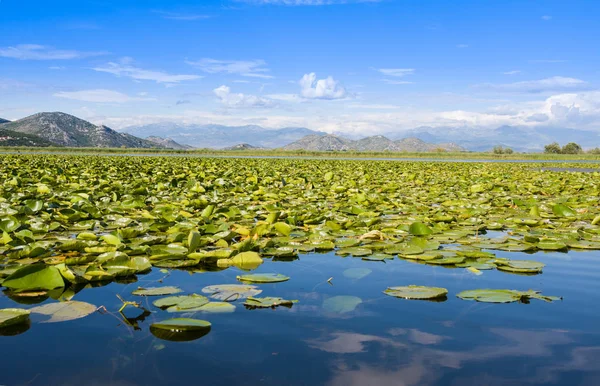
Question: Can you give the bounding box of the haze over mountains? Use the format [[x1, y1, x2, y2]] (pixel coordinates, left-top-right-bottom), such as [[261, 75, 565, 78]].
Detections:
[[1, 112, 598, 152], [122, 123, 323, 149]]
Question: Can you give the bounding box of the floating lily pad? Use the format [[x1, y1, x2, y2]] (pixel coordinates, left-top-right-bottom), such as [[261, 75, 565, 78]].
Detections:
[[29, 301, 97, 323], [0, 308, 30, 328], [342, 268, 372, 280], [495, 259, 545, 273], [457, 289, 561, 303], [201, 284, 262, 301], [132, 286, 183, 296], [236, 273, 290, 283], [322, 295, 362, 314], [153, 294, 210, 311], [244, 297, 297, 309], [150, 318, 211, 342], [383, 285, 448, 300], [2, 264, 64, 292]]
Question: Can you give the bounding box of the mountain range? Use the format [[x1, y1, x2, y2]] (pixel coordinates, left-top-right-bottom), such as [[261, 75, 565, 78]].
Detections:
[[281, 134, 465, 152], [1, 112, 598, 152], [121, 123, 324, 149], [388, 125, 600, 152]]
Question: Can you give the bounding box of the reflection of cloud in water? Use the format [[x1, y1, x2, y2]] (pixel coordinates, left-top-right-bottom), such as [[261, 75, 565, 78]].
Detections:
[[307, 328, 596, 386], [307, 332, 406, 354], [387, 328, 447, 345]]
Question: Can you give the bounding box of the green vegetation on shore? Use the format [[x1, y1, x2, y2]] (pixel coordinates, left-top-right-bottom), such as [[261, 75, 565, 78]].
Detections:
[[2, 146, 600, 160]]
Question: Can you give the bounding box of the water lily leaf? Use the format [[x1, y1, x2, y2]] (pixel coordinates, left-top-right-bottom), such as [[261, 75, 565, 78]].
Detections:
[[236, 273, 290, 283], [536, 240, 568, 251], [335, 247, 372, 257], [153, 294, 209, 311], [244, 296, 297, 309], [132, 286, 183, 296], [383, 285, 448, 300], [201, 284, 262, 301], [342, 268, 372, 280], [189, 302, 236, 313], [409, 222, 433, 236], [426, 256, 466, 265], [0, 308, 30, 328], [150, 318, 211, 342], [0, 217, 21, 233], [457, 289, 561, 303], [273, 222, 293, 236], [495, 259, 544, 273], [335, 239, 361, 248], [3, 264, 65, 292], [322, 295, 362, 314], [231, 251, 263, 269], [552, 204, 576, 218], [29, 301, 97, 323]]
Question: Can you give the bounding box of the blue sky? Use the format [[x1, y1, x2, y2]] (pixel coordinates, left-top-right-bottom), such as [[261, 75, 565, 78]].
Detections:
[[1, 0, 599, 135]]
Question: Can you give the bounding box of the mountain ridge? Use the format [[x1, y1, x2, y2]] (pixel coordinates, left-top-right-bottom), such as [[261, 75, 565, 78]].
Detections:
[[281, 134, 465, 152], [3, 112, 161, 148]]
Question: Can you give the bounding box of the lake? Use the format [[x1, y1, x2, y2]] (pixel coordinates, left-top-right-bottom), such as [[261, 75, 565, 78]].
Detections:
[[1, 155, 599, 386], [1, 245, 599, 386]]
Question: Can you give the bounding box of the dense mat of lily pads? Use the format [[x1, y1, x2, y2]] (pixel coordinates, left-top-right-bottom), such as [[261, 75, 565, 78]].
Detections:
[[1, 155, 598, 336]]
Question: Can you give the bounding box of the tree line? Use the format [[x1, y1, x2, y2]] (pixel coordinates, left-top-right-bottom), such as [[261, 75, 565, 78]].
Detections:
[[544, 142, 600, 154]]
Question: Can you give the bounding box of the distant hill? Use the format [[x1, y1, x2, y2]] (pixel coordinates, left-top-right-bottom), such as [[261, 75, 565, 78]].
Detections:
[[281, 134, 465, 152], [3, 112, 161, 148], [222, 143, 262, 151], [389, 125, 600, 152], [0, 128, 56, 147], [0, 118, 10, 124], [121, 123, 325, 149], [282, 134, 354, 151], [145, 136, 193, 150]]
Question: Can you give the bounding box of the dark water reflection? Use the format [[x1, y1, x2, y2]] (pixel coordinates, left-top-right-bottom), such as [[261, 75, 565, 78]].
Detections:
[[1, 248, 599, 385]]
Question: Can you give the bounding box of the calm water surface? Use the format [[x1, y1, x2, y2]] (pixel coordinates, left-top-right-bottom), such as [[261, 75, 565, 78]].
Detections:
[[1, 244, 599, 386]]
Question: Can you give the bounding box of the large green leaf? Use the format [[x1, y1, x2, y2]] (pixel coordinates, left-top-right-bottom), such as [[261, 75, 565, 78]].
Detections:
[[132, 286, 183, 296], [0, 308, 30, 328], [322, 295, 362, 314], [236, 273, 290, 283], [383, 285, 448, 300], [2, 265, 65, 292], [29, 301, 97, 323]]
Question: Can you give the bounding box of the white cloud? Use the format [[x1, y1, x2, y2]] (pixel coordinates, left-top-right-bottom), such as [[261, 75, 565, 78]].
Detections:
[[267, 93, 305, 102], [53, 89, 156, 103], [542, 15, 552, 21], [237, 0, 382, 5], [503, 70, 521, 75], [477, 76, 589, 93], [299, 73, 348, 100], [0, 44, 106, 60], [377, 68, 415, 77], [92, 61, 201, 85], [186, 58, 273, 78], [213, 85, 274, 108]]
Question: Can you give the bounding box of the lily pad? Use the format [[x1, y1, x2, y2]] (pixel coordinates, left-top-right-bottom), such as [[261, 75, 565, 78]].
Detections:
[[244, 297, 297, 309], [342, 268, 372, 280], [153, 294, 210, 312], [2, 264, 64, 292], [383, 285, 448, 300], [29, 301, 97, 323], [0, 308, 30, 328], [322, 295, 362, 314], [236, 273, 290, 283], [457, 289, 561, 303], [201, 284, 262, 301], [132, 286, 183, 296], [150, 318, 211, 342]]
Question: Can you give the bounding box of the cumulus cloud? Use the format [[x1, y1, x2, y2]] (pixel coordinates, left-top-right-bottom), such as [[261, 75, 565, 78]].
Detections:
[[477, 76, 589, 93], [503, 70, 521, 75], [0, 44, 106, 60], [299, 73, 348, 100], [213, 85, 274, 108], [186, 59, 273, 78], [53, 89, 156, 103], [93, 61, 201, 85]]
